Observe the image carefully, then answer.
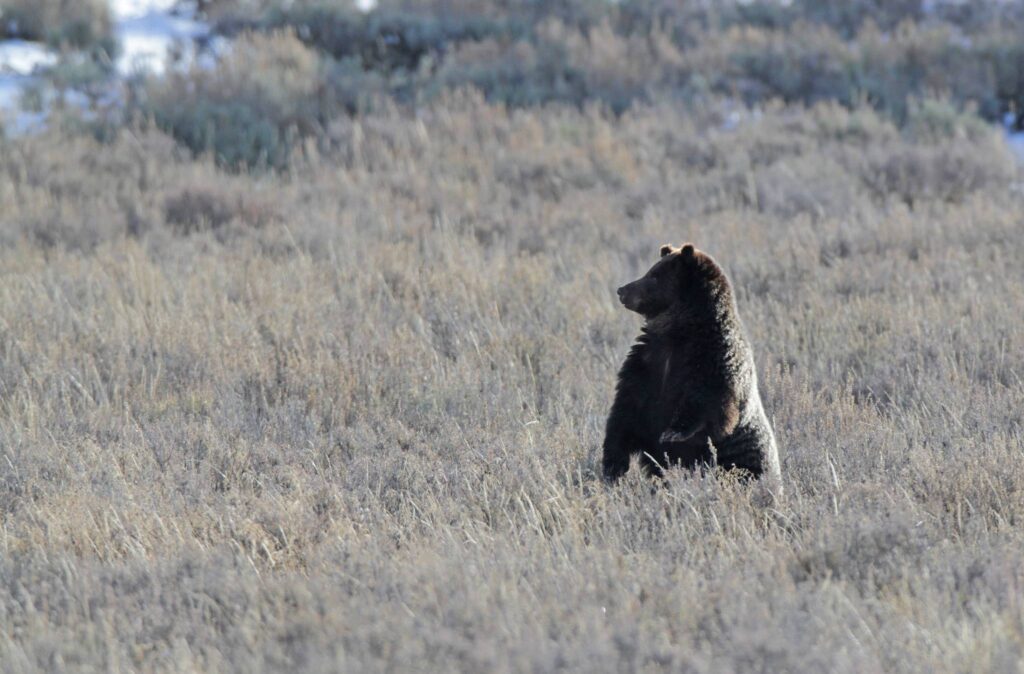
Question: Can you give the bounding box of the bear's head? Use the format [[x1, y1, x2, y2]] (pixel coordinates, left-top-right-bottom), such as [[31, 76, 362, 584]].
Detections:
[[616, 243, 725, 319]]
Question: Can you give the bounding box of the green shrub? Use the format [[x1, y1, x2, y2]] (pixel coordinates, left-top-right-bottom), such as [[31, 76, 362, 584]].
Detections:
[[144, 30, 324, 169], [0, 0, 115, 55], [852, 22, 1000, 123], [152, 98, 289, 169], [270, 7, 521, 70], [695, 23, 857, 107], [903, 97, 991, 144], [790, 0, 924, 37], [192, 0, 1024, 129], [199, 0, 358, 22], [435, 36, 586, 109], [979, 30, 1024, 128]]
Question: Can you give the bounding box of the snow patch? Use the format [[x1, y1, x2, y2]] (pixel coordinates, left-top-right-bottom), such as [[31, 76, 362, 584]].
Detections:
[[0, 41, 56, 133], [2, 0, 377, 135], [1005, 132, 1024, 163], [1002, 112, 1024, 163], [110, 0, 186, 21], [0, 74, 26, 114], [1, 1, 218, 134], [116, 8, 209, 75], [0, 74, 47, 134], [0, 40, 57, 75]]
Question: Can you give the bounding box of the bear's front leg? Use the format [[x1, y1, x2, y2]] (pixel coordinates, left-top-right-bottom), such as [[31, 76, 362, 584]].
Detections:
[[602, 395, 640, 482], [602, 381, 643, 479], [602, 425, 632, 482]]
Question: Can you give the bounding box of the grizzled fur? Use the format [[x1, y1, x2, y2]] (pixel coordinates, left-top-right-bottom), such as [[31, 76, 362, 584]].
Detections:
[[602, 243, 781, 483]]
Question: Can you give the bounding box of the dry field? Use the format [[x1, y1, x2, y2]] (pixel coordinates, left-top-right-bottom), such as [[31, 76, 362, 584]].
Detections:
[[1, 95, 1024, 672]]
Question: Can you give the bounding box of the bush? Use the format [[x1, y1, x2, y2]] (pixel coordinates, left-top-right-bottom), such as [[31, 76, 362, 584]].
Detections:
[[692, 23, 856, 107], [858, 140, 1014, 208], [903, 97, 991, 144], [0, 0, 115, 54], [852, 22, 1000, 123], [143, 30, 324, 169], [435, 35, 586, 109], [189, 0, 1024, 130], [198, 0, 359, 22], [165, 186, 279, 235], [269, 7, 520, 70], [789, 0, 924, 37], [980, 30, 1024, 128]]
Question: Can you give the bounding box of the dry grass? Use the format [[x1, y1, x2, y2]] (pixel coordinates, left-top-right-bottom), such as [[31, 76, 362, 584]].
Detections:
[[1, 94, 1023, 672]]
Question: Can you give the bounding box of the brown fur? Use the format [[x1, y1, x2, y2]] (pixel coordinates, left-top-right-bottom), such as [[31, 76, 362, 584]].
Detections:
[[603, 243, 781, 482]]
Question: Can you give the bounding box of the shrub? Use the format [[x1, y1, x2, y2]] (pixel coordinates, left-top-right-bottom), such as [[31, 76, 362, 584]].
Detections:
[[0, 0, 115, 54], [143, 30, 324, 169], [979, 30, 1024, 128], [790, 0, 924, 37], [903, 97, 992, 144], [852, 22, 1000, 123], [858, 140, 1014, 208], [191, 0, 1024, 129], [164, 186, 279, 235], [692, 23, 857, 107], [435, 35, 586, 109], [268, 7, 520, 70], [198, 0, 359, 22]]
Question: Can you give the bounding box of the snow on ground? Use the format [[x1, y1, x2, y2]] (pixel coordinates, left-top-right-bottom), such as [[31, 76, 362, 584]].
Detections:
[[0, 76, 19, 108], [1005, 131, 1024, 163], [0, 74, 38, 133], [0, 1, 214, 81], [0, 40, 58, 75], [0, 40, 58, 133], [111, 0, 185, 20], [116, 6, 209, 75], [1003, 112, 1024, 163], [0, 1, 216, 133], [1, 0, 379, 133]]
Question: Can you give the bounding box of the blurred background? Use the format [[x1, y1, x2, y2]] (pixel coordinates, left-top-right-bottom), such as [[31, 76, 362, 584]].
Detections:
[[3, 0, 1024, 163]]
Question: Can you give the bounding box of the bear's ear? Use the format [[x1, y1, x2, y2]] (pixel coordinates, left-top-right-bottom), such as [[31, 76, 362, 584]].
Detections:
[[660, 244, 674, 257], [680, 243, 695, 259]]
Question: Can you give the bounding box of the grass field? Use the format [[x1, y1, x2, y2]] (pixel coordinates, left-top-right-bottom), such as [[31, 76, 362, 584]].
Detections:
[[2, 90, 1024, 671]]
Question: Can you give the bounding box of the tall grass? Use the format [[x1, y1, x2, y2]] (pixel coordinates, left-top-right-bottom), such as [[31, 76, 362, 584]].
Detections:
[[0, 95, 1022, 671]]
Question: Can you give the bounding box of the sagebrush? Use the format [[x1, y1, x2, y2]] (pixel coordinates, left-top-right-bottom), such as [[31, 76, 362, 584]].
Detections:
[[1, 92, 1023, 671]]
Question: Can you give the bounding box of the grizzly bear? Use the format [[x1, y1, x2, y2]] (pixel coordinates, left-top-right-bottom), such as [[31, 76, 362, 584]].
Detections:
[[602, 243, 781, 483]]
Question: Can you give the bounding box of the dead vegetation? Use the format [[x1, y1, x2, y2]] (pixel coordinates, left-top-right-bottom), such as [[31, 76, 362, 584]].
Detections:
[[0, 92, 1023, 671]]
